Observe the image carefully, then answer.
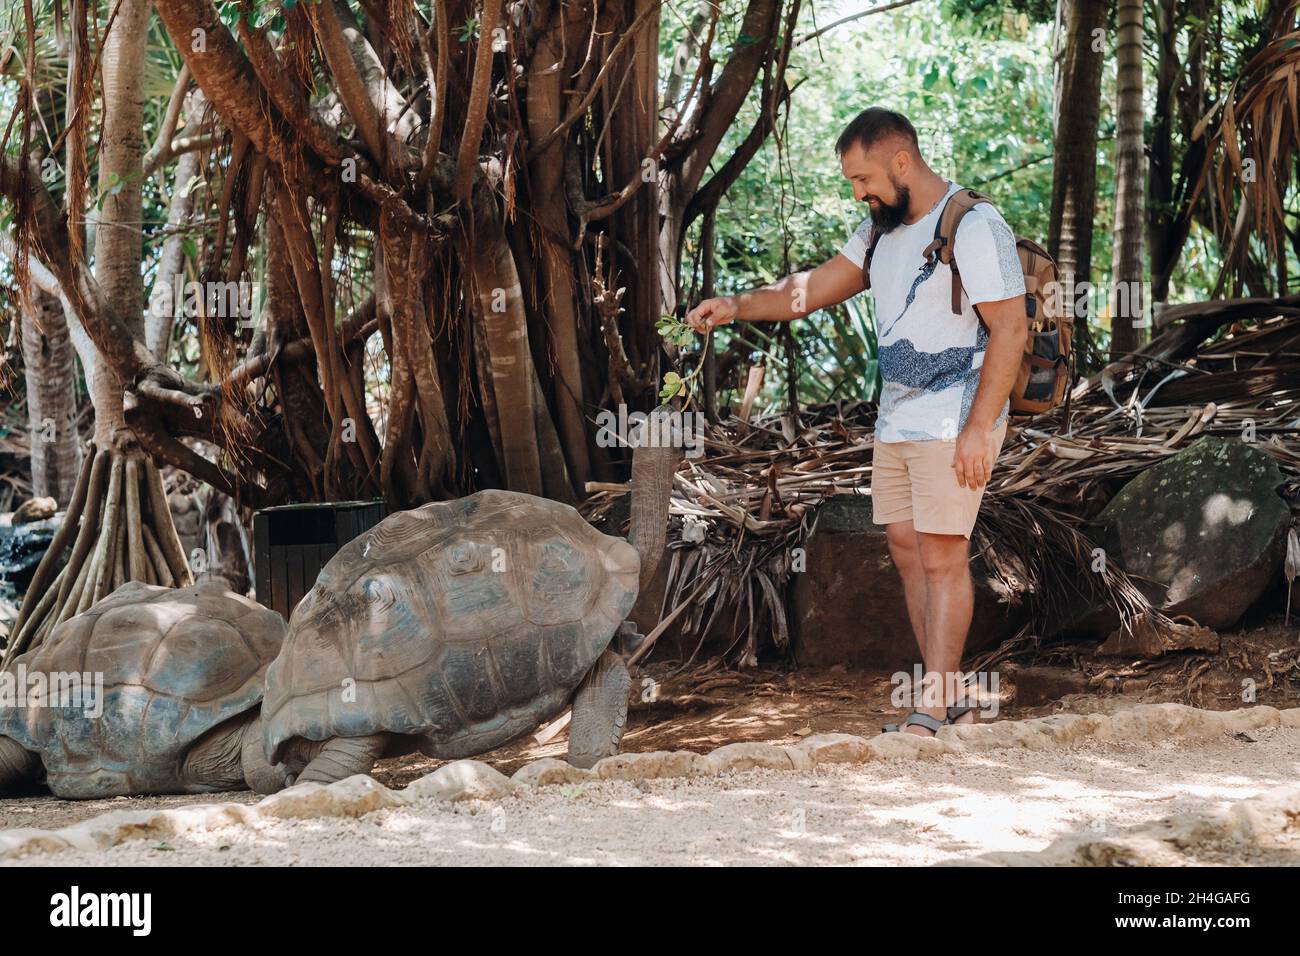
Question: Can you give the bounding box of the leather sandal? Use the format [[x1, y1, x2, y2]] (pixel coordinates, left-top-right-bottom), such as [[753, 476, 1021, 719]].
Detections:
[[882, 711, 947, 735], [945, 697, 981, 723]]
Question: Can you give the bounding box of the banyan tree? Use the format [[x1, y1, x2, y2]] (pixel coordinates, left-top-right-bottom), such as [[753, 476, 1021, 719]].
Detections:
[[1, 0, 808, 648]]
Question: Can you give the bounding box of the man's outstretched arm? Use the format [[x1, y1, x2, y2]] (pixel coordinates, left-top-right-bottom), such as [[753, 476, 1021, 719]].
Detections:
[[684, 252, 867, 332]]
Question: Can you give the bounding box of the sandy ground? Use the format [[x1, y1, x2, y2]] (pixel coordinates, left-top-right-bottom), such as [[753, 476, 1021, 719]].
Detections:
[[0, 668, 1234, 833], [3, 619, 1297, 864], [7, 721, 1298, 866]]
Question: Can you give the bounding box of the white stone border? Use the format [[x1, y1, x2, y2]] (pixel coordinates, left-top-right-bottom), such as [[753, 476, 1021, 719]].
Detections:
[[2, 702, 1297, 860]]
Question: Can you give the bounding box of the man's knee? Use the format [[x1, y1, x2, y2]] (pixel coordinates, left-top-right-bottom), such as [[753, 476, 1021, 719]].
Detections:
[[916, 532, 970, 581], [884, 522, 921, 566]]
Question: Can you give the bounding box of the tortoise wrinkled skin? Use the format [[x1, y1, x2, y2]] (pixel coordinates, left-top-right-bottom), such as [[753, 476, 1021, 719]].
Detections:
[[0, 580, 285, 799], [263, 489, 640, 765]]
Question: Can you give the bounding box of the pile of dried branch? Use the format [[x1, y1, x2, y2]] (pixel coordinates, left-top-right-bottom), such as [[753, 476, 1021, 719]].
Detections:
[[582, 297, 1300, 667]]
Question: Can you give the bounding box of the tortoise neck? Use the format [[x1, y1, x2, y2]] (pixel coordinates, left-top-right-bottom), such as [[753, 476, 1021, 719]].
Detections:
[[627, 409, 681, 593]]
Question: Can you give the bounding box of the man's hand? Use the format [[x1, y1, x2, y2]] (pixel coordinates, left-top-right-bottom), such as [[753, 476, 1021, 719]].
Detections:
[[685, 296, 737, 333], [951, 424, 999, 489]]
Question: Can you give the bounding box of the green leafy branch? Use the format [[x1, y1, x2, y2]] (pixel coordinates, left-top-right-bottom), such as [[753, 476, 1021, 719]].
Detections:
[[655, 314, 707, 406]]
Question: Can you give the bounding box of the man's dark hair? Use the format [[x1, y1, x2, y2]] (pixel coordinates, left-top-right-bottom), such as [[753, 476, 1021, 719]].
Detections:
[[835, 108, 920, 158]]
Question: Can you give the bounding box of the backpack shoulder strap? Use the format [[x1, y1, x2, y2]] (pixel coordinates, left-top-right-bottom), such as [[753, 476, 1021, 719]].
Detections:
[[922, 188, 995, 315], [861, 225, 884, 289]]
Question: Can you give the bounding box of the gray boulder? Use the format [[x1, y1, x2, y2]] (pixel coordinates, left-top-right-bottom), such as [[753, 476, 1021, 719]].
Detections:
[[1088, 436, 1289, 630]]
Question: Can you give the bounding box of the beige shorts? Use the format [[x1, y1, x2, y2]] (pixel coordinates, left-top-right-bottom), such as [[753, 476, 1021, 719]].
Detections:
[[870, 419, 1009, 538]]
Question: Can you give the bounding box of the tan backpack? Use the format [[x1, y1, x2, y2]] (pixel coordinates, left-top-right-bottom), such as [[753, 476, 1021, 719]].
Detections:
[[861, 188, 1075, 417]]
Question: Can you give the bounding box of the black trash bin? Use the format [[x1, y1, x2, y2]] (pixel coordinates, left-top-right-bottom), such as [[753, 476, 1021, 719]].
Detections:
[[252, 500, 388, 621]]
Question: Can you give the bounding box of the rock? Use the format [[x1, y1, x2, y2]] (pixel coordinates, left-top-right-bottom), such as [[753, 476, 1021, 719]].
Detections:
[[0, 514, 61, 597], [791, 496, 1028, 670], [790, 733, 874, 765], [1019, 712, 1107, 745], [1010, 665, 1092, 706], [511, 758, 594, 788], [1087, 437, 1289, 630], [592, 750, 707, 781], [866, 733, 955, 759], [168, 491, 203, 556], [12, 497, 57, 524], [261, 774, 406, 818], [405, 760, 516, 802], [781, 746, 817, 771], [701, 742, 794, 774], [0, 596, 17, 641], [1090, 702, 1280, 743]]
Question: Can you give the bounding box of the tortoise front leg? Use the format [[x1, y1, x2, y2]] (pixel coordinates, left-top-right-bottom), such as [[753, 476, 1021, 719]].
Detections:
[[240, 714, 291, 794], [290, 733, 391, 786], [567, 651, 630, 769], [0, 735, 40, 793]]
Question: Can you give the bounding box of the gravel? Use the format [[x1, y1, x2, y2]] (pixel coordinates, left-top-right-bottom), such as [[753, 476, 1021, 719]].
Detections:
[[9, 726, 1298, 866]]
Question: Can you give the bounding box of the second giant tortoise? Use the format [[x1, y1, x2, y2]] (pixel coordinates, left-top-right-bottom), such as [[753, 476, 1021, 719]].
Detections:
[[0, 580, 289, 799], [262, 428, 678, 784]]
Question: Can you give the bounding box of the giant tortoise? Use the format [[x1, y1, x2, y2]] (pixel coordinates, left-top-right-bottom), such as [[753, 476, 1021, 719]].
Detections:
[[262, 423, 679, 785], [0, 580, 289, 799]]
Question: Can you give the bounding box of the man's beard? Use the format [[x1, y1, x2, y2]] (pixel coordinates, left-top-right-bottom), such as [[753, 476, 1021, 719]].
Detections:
[[867, 183, 910, 234]]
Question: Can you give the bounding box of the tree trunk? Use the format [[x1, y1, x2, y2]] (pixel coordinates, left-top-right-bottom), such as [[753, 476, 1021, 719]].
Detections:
[[1147, 0, 1179, 306], [4, 0, 194, 669], [1110, 0, 1147, 358], [89, 0, 149, 448], [526, 7, 592, 495], [1048, 0, 1107, 366], [1, 0, 809, 526], [146, 88, 207, 360], [20, 287, 83, 504]]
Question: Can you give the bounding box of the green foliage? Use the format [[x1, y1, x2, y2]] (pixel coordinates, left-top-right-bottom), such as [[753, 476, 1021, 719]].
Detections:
[[672, 0, 1071, 414], [944, 0, 1058, 29], [659, 370, 684, 402], [655, 314, 696, 349], [656, 316, 706, 406], [456, 16, 480, 43]]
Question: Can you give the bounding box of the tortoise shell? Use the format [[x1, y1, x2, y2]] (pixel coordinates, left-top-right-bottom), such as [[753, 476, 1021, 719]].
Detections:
[[262, 489, 640, 763], [0, 580, 284, 798]]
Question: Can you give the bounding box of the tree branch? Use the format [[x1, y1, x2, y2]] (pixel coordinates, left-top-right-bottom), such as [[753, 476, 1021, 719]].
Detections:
[[455, 0, 505, 199]]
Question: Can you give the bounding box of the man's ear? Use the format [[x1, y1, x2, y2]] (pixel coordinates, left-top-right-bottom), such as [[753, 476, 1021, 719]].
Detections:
[[892, 148, 911, 179]]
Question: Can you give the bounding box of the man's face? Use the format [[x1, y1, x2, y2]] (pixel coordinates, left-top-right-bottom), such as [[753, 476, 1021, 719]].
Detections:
[[840, 141, 910, 234]]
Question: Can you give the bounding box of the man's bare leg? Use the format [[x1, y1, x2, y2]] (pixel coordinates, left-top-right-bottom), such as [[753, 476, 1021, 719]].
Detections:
[[897, 530, 977, 734], [885, 521, 947, 735], [889, 528, 977, 738], [884, 521, 929, 657]]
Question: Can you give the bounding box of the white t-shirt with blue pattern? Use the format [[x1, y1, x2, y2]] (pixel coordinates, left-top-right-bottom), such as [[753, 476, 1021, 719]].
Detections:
[[838, 181, 1025, 443]]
